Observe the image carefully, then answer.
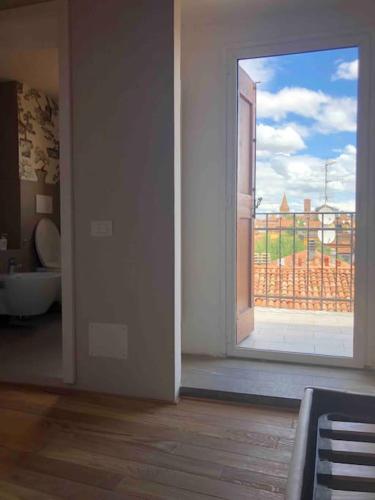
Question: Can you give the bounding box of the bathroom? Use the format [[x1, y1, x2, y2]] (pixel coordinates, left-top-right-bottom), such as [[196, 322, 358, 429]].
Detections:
[[0, 38, 62, 382]]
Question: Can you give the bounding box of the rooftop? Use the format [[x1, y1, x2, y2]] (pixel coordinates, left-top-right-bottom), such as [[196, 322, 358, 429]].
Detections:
[[254, 266, 353, 312], [253, 210, 355, 313]]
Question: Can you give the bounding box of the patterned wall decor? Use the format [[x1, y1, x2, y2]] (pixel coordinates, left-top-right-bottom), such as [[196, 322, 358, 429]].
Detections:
[[17, 82, 59, 184]]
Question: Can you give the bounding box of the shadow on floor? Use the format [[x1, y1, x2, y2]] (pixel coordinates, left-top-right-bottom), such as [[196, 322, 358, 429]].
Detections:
[[0, 310, 62, 383]]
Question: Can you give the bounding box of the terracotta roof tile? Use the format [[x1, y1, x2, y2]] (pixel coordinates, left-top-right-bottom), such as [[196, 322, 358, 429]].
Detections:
[[254, 266, 354, 312]]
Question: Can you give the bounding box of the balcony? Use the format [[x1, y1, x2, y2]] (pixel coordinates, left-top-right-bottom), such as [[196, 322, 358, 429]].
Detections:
[[254, 211, 355, 311], [240, 211, 355, 357]]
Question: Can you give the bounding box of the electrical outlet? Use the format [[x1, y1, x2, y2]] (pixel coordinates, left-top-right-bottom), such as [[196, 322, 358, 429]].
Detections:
[[91, 220, 113, 237]]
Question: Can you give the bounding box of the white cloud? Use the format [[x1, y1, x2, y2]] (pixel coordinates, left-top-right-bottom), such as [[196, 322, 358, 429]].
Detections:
[[315, 97, 357, 133], [257, 87, 328, 121], [332, 59, 358, 81], [343, 144, 356, 155], [255, 145, 356, 212], [257, 124, 306, 156], [332, 200, 356, 211], [239, 58, 275, 85], [283, 121, 312, 139], [328, 144, 357, 186], [257, 87, 357, 133], [243, 54, 358, 211]]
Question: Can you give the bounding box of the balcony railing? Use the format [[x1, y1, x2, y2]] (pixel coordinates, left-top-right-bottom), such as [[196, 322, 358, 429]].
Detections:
[[254, 211, 355, 312]]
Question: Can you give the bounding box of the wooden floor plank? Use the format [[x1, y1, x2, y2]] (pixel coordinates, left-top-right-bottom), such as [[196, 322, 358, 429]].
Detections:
[[39, 444, 282, 500], [116, 478, 216, 500], [0, 408, 50, 453], [6, 468, 136, 500], [19, 451, 123, 490], [0, 392, 295, 459], [42, 432, 225, 479], [172, 443, 290, 477], [0, 383, 297, 500], [0, 388, 297, 441], [175, 397, 296, 426], [0, 384, 294, 428], [221, 465, 287, 494], [0, 384, 295, 430], [0, 480, 59, 500]]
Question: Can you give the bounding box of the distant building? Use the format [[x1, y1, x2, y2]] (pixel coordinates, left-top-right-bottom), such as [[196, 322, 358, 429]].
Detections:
[[280, 193, 290, 213], [315, 203, 338, 214], [304, 198, 311, 213]]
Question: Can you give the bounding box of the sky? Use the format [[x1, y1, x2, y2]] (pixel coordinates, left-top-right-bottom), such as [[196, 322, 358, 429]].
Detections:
[[239, 47, 358, 213]]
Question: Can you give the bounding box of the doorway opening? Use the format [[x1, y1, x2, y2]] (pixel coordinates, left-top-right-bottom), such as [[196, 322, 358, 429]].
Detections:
[[0, 1, 73, 385], [0, 49, 62, 382], [236, 47, 359, 363]]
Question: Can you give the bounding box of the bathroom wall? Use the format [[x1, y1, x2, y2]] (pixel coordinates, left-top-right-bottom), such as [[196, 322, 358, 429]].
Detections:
[[18, 82, 59, 184], [0, 81, 60, 273]]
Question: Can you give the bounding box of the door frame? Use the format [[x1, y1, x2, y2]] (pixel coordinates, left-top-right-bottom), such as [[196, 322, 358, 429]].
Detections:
[[59, 0, 75, 383], [225, 33, 373, 368]]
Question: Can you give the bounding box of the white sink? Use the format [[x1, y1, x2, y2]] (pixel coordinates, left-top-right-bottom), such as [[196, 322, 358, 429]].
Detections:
[[0, 272, 61, 316]]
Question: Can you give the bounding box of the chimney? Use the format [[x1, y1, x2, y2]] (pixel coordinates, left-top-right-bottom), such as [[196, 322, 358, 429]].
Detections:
[[304, 198, 311, 213]]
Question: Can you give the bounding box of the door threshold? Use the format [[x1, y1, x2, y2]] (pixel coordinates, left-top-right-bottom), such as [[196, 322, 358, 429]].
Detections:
[[180, 386, 300, 409], [181, 354, 375, 408]]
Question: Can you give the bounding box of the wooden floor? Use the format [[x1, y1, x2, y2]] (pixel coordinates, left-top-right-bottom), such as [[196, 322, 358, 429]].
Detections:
[[0, 383, 298, 499]]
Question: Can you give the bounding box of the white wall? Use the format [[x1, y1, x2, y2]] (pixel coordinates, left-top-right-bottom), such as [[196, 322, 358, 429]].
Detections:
[[70, 0, 180, 400], [181, 0, 375, 358]]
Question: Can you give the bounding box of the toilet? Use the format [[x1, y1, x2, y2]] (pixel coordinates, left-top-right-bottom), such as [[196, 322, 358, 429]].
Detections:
[[35, 218, 61, 272], [35, 218, 61, 302]]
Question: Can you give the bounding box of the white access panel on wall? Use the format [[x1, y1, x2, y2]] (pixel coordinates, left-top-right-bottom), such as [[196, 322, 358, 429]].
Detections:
[[89, 322, 128, 360], [36, 194, 53, 214]]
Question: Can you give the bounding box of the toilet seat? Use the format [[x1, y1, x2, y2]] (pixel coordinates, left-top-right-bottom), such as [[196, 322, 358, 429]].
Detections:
[[35, 218, 61, 271]]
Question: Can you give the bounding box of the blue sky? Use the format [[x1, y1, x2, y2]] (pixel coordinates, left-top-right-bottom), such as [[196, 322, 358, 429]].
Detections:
[[239, 47, 358, 212]]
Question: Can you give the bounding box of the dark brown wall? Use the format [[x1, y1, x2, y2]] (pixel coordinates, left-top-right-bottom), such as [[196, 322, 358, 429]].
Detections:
[[0, 180, 60, 273], [0, 81, 21, 249], [0, 176, 60, 273], [0, 80, 60, 273]]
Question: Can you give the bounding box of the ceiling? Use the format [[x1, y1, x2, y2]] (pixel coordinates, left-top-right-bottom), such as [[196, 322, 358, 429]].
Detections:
[[0, 48, 58, 98], [0, 0, 49, 11], [181, 0, 348, 26]]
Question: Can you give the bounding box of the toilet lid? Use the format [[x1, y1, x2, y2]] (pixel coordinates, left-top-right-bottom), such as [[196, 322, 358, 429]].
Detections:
[[35, 218, 61, 268]]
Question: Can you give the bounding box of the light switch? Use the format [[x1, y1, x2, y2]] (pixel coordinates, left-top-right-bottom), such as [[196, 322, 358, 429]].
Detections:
[[91, 220, 113, 237], [36, 194, 53, 214], [89, 322, 127, 359]]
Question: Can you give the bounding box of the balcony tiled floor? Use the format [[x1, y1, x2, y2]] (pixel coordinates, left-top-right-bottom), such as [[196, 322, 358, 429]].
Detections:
[[239, 307, 353, 357]]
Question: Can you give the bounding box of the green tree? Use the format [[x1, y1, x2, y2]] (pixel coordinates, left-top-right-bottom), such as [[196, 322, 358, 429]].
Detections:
[[255, 231, 305, 261]]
